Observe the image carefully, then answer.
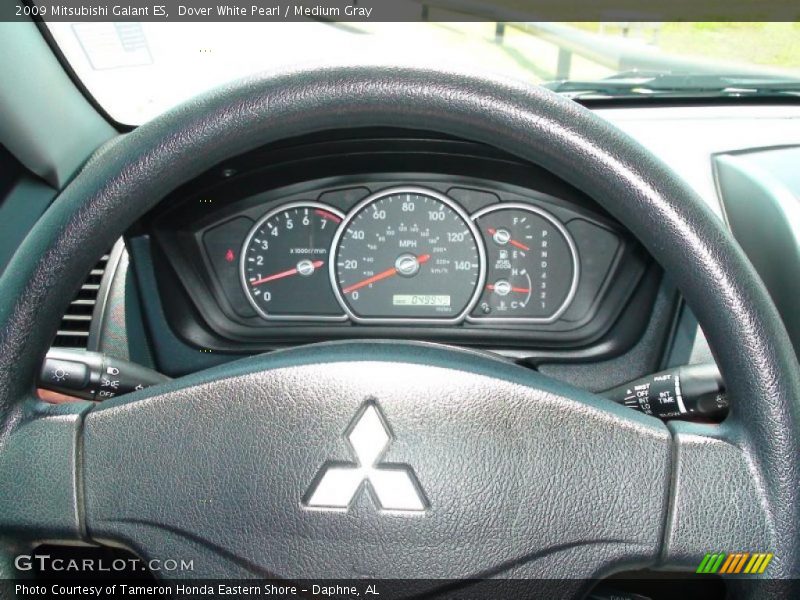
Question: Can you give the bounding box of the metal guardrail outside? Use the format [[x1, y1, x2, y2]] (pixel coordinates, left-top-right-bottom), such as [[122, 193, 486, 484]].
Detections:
[[517, 22, 776, 79], [416, 1, 784, 80]]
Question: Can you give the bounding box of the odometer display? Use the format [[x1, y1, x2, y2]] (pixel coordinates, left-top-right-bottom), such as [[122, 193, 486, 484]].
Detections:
[[331, 188, 485, 323], [240, 201, 346, 321], [393, 294, 451, 307]]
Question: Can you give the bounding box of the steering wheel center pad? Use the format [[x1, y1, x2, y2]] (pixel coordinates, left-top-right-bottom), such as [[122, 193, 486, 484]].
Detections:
[[83, 341, 669, 578]]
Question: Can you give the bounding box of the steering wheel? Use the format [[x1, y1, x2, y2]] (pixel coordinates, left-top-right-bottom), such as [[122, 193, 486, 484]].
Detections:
[[0, 67, 798, 597]]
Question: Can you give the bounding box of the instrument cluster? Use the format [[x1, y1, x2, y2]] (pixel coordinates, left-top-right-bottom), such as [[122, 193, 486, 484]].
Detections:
[[145, 172, 652, 356], [239, 187, 579, 325]]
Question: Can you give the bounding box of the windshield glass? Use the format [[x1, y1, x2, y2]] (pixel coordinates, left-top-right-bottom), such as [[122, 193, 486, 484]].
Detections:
[[45, 21, 800, 125]]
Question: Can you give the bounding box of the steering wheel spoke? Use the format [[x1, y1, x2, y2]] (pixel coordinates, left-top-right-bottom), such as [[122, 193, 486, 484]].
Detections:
[[0, 397, 91, 545], [660, 421, 776, 571]]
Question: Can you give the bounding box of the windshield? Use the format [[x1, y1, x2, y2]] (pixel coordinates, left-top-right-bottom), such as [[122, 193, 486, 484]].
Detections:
[[46, 21, 800, 125]]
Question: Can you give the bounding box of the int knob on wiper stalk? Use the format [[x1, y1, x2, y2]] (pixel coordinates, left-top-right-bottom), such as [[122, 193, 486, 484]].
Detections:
[[603, 363, 728, 422]]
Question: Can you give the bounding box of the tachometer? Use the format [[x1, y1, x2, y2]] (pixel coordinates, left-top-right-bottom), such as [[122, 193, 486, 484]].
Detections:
[[331, 187, 485, 323], [469, 203, 579, 323], [240, 201, 346, 321]]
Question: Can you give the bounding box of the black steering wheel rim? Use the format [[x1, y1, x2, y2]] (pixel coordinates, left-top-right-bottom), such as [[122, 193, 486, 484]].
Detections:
[[0, 66, 798, 589]]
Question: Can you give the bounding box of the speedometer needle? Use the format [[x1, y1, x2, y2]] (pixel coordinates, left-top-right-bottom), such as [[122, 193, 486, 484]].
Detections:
[[249, 260, 324, 286], [342, 254, 431, 294]]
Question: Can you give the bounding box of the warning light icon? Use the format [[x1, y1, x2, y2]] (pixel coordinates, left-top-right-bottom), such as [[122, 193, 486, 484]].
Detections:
[[225, 249, 235, 263]]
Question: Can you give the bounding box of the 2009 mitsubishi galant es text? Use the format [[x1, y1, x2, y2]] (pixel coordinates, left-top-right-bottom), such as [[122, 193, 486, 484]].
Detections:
[[0, 10, 798, 600]]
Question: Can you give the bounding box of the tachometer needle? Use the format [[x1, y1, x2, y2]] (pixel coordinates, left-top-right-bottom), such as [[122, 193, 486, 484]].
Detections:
[[342, 254, 431, 294], [487, 228, 530, 251], [249, 260, 324, 286]]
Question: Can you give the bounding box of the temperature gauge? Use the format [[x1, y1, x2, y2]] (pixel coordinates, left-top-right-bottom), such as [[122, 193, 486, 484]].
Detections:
[[469, 203, 579, 323]]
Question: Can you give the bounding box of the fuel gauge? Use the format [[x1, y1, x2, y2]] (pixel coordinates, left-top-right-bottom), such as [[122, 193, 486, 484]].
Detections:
[[469, 203, 579, 323]]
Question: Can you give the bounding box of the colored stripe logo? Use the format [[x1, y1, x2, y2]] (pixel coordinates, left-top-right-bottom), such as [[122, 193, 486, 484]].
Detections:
[[696, 552, 773, 574]]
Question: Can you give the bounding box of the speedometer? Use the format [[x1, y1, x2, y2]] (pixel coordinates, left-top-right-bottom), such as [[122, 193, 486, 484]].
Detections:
[[331, 187, 485, 323]]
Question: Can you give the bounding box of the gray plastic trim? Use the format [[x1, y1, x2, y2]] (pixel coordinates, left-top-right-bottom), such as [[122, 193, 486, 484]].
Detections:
[[87, 239, 127, 352], [0, 21, 115, 188], [715, 149, 800, 356]]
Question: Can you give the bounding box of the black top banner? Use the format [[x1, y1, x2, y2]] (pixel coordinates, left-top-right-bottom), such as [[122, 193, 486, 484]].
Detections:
[[4, 0, 800, 22]]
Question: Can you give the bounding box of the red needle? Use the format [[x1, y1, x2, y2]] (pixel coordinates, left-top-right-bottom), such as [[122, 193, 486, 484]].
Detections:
[[249, 260, 324, 286], [487, 284, 531, 293], [342, 254, 431, 294], [487, 228, 530, 251]]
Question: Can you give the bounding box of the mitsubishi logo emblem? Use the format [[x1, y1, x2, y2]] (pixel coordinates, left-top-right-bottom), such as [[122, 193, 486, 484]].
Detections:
[[303, 401, 428, 512]]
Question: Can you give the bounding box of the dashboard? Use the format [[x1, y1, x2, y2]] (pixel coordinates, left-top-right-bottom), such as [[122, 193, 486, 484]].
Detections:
[[34, 104, 800, 388], [131, 133, 657, 366]]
